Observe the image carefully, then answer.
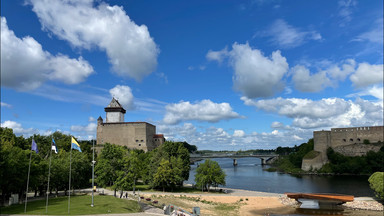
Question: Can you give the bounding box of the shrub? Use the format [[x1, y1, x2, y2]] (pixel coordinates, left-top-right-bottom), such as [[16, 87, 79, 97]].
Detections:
[[368, 172, 384, 200]]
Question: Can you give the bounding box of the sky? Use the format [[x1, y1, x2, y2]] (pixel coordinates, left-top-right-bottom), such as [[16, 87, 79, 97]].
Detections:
[[1, 0, 383, 150]]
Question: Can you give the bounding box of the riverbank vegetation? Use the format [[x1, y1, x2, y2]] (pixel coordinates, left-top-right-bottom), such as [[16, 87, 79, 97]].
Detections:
[[269, 139, 384, 175], [368, 172, 384, 200], [195, 159, 226, 192]]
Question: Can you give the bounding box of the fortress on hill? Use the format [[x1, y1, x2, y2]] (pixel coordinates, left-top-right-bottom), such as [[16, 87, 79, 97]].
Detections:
[[96, 98, 165, 152], [302, 125, 384, 171]]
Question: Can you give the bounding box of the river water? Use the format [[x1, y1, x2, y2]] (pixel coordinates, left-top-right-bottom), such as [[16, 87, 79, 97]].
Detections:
[[186, 157, 375, 197]]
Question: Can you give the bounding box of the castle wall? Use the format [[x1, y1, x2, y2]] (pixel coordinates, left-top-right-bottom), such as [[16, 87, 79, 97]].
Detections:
[[97, 122, 157, 152], [330, 126, 383, 148], [306, 126, 384, 171]]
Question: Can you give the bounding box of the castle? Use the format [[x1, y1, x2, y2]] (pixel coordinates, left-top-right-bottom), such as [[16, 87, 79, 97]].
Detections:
[[96, 98, 165, 152], [302, 126, 383, 171]]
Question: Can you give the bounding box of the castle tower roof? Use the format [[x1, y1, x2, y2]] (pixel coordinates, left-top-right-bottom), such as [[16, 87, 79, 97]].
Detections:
[[105, 98, 126, 114]]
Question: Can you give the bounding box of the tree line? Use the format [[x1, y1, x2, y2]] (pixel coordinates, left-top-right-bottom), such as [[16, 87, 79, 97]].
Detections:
[[0, 128, 92, 205], [1, 126, 225, 204]]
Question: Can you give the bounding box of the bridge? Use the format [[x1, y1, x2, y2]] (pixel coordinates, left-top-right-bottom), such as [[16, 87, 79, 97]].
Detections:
[[190, 154, 279, 166]]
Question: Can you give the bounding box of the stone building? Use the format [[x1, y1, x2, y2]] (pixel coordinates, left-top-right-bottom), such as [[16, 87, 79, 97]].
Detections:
[[96, 98, 165, 152], [302, 126, 383, 171]]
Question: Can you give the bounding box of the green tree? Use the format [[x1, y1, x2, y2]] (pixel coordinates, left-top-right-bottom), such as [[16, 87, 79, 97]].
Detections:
[[368, 172, 384, 200], [95, 143, 125, 196], [195, 159, 226, 192], [153, 159, 172, 192]]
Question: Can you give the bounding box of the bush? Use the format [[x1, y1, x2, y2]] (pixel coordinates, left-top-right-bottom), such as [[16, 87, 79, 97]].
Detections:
[[303, 150, 320, 159], [368, 172, 384, 200]]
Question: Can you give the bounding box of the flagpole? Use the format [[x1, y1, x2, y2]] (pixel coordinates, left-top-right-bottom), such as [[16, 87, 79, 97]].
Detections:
[[46, 136, 53, 213], [24, 140, 33, 213], [68, 139, 73, 215], [91, 139, 95, 207]]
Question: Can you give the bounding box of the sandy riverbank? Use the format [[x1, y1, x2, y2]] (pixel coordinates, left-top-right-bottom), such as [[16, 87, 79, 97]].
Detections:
[[136, 186, 383, 215]]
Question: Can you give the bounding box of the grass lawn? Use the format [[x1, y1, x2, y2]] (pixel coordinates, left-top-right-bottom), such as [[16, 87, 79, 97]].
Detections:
[[1, 194, 141, 215]]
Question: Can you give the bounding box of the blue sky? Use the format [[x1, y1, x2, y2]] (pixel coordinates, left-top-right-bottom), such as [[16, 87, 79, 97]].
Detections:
[[1, 0, 383, 150]]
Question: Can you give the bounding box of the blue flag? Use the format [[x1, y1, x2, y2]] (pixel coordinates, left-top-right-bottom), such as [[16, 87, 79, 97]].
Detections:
[[52, 138, 58, 154], [71, 137, 82, 152], [31, 139, 39, 153]]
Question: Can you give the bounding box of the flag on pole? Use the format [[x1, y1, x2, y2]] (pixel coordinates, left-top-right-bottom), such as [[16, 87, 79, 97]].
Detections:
[[31, 139, 39, 153], [71, 137, 82, 152], [52, 138, 58, 154]]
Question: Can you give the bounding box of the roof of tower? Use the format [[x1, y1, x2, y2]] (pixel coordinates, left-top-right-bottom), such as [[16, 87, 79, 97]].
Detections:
[[105, 97, 126, 113]]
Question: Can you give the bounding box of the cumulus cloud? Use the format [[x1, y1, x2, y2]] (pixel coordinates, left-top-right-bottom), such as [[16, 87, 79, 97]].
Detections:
[[233, 130, 245, 137], [291, 59, 381, 92], [206, 47, 229, 63], [350, 63, 383, 88], [70, 122, 97, 139], [1, 17, 93, 91], [347, 86, 384, 101], [1, 120, 39, 137], [242, 96, 383, 129], [109, 85, 135, 110], [163, 99, 242, 125], [28, 0, 159, 81], [158, 123, 312, 150], [228, 43, 289, 98], [291, 65, 331, 92], [258, 19, 322, 48]]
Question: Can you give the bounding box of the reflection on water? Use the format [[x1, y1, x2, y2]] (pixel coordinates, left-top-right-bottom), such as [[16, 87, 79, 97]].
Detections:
[[186, 158, 375, 197]]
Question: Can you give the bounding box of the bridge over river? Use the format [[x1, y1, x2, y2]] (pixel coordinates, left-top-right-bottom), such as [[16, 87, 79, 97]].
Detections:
[[190, 153, 279, 166]]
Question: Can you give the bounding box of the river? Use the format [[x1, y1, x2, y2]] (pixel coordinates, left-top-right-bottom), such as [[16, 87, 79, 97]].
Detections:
[[186, 157, 375, 197]]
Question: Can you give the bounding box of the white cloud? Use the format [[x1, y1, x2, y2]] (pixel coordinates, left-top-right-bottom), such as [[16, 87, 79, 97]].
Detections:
[[28, 0, 159, 81], [1, 17, 93, 91], [88, 117, 96, 122], [158, 123, 313, 150], [242, 96, 383, 129], [1, 102, 12, 108], [163, 99, 241, 125], [229, 43, 289, 98], [350, 63, 383, 88], [1, 120, 39, 137], [109, 85, 135, 110], [355, 19, 383, 44], [233, 130, 245, 137], [70, 122, 97, 139], [259, 19, 322, 48], [47, 55, 94, 84], [347, 85, 384, 101], [291, 59, 382, 93], [206, 47, 229, 63], [338, 0, 357, 26], [291, 65, 331, 92]]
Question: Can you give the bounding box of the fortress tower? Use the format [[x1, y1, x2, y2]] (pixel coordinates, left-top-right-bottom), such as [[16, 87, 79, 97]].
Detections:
[[96, 98, 165, 152], [105, 98, 126, 123]]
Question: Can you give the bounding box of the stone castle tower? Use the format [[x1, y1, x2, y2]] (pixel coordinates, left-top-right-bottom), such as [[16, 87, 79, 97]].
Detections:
[[96, 98, 165, 152]]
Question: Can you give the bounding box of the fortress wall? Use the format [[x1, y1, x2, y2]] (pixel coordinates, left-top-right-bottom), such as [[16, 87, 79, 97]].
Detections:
[[97, 122, 156, 152], [302, 153, 324, 171], [334, 143, 383, 157], [145, 125, 157, 151], [331, 126, 384, 148], [313, 131, 331, 162]]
